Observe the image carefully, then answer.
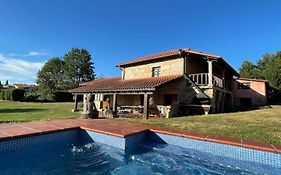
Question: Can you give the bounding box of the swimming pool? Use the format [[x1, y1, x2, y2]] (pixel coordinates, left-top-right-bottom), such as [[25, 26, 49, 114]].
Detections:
[[0, 129, 280, 175]]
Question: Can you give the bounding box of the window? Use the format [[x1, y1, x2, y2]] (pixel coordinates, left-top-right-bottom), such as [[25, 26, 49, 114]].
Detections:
[[238, 82, 251, 89], [152, 66, 161, 77]]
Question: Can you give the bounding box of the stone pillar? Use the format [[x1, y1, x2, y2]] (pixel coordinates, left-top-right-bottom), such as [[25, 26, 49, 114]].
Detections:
[[81, 93, 98, 118], [143, 93, 149, 119], [207, 60, 213, 87], [112, 93, 117, 115], [72, 94, 78, 112]]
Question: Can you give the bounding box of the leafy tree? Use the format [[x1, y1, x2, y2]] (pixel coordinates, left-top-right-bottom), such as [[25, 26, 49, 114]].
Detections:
[[97, 73, 105, 79], [5, 80, 8, 86], [261, 52, 281, 89], [36, 48, 95, 100], [239, 60, 259, 79], [239, 51, 281, 90], [0, 81, 2, 88], [63, 48, 95, 89], [36, 57, 65, 99], [256, 53, 272, 79]]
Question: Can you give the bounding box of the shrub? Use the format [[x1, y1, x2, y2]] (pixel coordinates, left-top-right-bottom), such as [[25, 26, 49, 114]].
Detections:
[[4, 89, 12, 100], [0, 90, 5, 100], [270, 90, 281, 104], [24, 94, 40, 102], [11, 89, 25, 101], [0, 88, 25, 101], [52, 91, 73, 102]]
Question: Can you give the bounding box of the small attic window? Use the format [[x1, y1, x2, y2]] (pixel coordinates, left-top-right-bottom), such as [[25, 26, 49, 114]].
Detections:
[[238, 82, 251, 89], [152, 66, 161, 77]]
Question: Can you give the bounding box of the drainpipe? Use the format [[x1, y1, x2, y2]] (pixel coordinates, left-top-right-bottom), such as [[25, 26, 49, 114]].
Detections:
[[119, 67, 125, 80]]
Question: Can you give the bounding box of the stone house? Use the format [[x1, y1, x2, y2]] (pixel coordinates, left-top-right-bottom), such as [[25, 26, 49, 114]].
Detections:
[[14, 84, 35, 92], [233, 78, 268, 107], [69, 48, 239, 118]]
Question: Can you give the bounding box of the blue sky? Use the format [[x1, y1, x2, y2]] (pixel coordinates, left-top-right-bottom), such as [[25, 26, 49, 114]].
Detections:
[[0, 0, 281, 84]]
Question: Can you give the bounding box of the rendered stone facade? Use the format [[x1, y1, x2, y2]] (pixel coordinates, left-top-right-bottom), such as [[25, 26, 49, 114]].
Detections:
[[123, 56, 184, 79], [70, 49, 241, 118], [233, 78, 268, 107]]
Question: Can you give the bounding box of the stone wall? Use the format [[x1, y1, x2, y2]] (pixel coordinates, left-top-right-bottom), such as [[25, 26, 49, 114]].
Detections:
[[123, 56, 184, 79], [153, 77, 197, 117], [233, 79, 267, 107]]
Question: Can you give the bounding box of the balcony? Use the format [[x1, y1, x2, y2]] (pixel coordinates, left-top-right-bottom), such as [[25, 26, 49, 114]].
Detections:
[[189, 73, 224, 88]]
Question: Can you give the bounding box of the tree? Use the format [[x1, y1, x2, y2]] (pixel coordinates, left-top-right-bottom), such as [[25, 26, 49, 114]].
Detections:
[[261, 52, 281, 89], [256, 53, 272, 79], [239, 60, 259, 79], [97, 73, 105, 79], [63, 48, 95, 89], [0, 81, 2, 88], [5, 80, 8, 86], [36, 48, 95, 100], [239, 51, 281, 90], [36, 57, 65, 99]]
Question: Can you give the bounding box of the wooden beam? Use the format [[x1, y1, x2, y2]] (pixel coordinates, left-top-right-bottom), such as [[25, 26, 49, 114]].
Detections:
[[143, 93, 149, 119], [207, 60, 213, 87]]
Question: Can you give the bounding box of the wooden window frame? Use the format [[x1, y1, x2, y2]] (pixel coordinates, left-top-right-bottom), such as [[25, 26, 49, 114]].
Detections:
[[152, 66, 161, 77]]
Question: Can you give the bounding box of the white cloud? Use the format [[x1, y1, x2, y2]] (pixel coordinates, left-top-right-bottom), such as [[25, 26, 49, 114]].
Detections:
[[0, 55, 45, 84], [7, 51, 49, 57], [26, 51, 48, 56]]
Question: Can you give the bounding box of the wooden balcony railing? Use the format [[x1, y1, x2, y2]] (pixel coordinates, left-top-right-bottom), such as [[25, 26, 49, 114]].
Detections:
[[189, 73, 224, 88]]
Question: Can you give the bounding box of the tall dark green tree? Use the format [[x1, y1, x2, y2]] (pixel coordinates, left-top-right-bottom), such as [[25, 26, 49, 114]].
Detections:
[[63, 48, 95, 89], [36, 48, 95, 100], [36, 57, 65, 99], [239, 60, 259, 79], [239, 51, 281, 90], [260, 52, 281, 89]]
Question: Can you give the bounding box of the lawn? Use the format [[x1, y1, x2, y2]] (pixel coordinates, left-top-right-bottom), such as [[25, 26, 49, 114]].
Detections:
[[1, 101, 281, 145], [118, 106, 281, 145], [0, 101, 80, 122]]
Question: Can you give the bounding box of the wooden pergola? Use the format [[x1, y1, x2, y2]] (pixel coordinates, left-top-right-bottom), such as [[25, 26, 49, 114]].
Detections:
[[72, 91, 153, 119], [69, 75, 182, 119]]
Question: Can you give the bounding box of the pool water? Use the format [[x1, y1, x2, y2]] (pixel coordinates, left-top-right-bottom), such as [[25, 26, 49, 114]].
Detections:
[[0, 135, 279, 175]]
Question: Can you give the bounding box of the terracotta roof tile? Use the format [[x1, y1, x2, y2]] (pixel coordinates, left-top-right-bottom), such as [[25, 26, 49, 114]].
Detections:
[[69, 75, 183, 93], [116, 48, 239, 76], [14, 84, 35, 88], [116, 48, 221, 67]]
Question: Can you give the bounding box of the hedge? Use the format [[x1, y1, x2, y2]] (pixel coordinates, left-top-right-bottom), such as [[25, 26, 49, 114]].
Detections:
[[52, 91, 73, 102], [0, 90, 5, 100], [0, 88, 25, 101]]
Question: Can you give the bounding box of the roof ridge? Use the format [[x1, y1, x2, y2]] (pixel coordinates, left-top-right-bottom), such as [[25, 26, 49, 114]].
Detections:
[[69, 74, 183, 93], [119, 74, 182, 81], [116, 48, 221, 67]]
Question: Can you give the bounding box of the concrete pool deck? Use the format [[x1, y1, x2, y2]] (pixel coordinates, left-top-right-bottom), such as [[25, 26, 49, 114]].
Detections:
[[0, 119, 280, 154]]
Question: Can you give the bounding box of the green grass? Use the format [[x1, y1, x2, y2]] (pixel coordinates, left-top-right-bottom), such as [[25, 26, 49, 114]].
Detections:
[[117, 106, 281, 145], [1, 101, 281, 145], [0, 101, 80, 122]]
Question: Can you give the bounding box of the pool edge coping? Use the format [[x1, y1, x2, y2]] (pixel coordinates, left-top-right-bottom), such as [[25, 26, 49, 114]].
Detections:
[[0, 119, 280, 154]]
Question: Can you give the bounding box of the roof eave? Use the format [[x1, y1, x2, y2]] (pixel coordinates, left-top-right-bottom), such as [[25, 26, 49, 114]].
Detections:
[[69, 88, 156, 94]]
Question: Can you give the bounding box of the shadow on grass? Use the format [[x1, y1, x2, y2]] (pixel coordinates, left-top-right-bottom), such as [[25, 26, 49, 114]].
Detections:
[[0, 108, 48, 113]]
